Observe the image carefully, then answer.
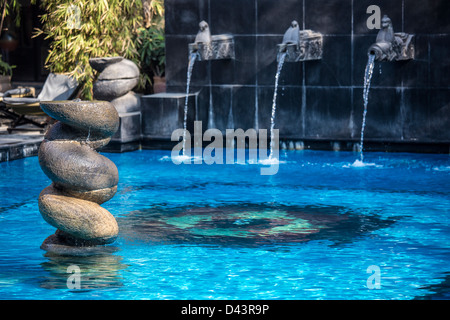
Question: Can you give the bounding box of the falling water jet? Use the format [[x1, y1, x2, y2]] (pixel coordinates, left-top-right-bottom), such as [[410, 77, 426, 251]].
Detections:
[[181, 53, 198, 158], [267, 52, 287, 161], [181, 21, 234, 160], [353, 53, 375, 167], [350, 15, 414, 168], [263, 21, 322, 165], [86, 127, 91, 143]]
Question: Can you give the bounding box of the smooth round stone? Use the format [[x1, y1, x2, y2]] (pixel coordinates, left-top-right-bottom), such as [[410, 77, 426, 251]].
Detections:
[[38, 140, 119, 192], [97, 58, 139, 80], [110, 91, 141, 113], [93, 77, 139, 100], [55, 184, 118, 205], [39, 185, 119, 244], [89, 56, 124, 72], [40, 100, 119, 137], [45, 121, 111, 150], [40, 232, 119, 256]]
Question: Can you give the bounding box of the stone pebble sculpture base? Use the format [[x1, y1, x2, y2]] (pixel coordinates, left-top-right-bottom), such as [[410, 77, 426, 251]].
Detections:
[[38, 100, 120, 253], [90, 56, 141, 111]]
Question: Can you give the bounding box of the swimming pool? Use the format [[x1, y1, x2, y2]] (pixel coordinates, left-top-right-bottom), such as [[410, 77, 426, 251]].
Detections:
[[0, 149, 449, 300]]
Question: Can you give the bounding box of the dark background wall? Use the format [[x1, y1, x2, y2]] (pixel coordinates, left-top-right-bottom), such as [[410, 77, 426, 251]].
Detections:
[[8, 0, 49, 83], [164, 0, 450, 151]]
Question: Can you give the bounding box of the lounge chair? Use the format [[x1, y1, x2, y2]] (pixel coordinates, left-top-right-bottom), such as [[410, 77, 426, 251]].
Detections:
[[0, 87, 38, 129], [1, 73, 79, 133]]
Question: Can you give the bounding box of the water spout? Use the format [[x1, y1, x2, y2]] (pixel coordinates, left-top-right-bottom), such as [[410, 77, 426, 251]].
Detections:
[[277, 21, 322, 62], [188, 21, 234, 61], [367, 15, 414, 61]]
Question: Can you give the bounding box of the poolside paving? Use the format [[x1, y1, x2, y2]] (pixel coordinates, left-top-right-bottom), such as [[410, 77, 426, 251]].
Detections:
[[0, 125, 44, 162]]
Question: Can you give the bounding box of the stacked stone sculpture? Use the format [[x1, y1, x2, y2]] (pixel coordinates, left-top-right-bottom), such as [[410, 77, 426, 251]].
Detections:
[[38, 100, 120, 252], [90, 56, 140, 112]]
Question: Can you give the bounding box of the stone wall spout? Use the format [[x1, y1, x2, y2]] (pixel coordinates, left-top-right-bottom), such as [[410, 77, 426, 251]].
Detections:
[[367, 15, 414, 61], [188, 21, 235, 61], [277, 21, 323, 62]]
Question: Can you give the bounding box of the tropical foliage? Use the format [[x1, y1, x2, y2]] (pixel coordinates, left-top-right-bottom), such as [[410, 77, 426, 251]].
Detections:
[[34, 0, 144, 99], [137, 23, 165, 78], [0, 54, 14, 76], [142, 0, 164, 29], [137, 0, 165, 90], [0, 0, 21, 77], [0, 0, 21, 31]]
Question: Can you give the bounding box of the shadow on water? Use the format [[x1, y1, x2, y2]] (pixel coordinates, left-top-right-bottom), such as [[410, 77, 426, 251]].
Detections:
[[414, 272, 450, 300], [118, 203, 397, 247]]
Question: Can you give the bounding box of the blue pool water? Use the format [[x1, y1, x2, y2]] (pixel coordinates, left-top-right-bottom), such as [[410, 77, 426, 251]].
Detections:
[[0, 149, 449, 300]]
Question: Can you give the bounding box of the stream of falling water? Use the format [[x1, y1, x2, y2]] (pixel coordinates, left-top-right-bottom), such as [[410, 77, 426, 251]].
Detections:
[[357, 53, 376, 164], [268, 52, 287, 159], [182, 53, 198, 156]]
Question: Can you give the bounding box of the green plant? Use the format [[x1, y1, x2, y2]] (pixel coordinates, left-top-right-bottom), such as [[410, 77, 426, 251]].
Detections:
[[143, 0, 164, 29], [34, 0, 144, 99], [137, 0, 165, 91], [137, 25, 165, 78], [0, 54, 14, 76], [0, 0, 21, 33]]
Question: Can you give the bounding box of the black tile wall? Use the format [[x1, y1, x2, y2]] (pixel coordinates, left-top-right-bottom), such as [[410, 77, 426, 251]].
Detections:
[[273, 86, 304, 136], [255, 35, 281, 86], [404, 0, 450, 34], [232, 86, 257, 130], [257, 0, 303, 34], [209, 86, 233, 132], [210, 0, 256, 34], [353, 87, 404, 140], [210, 36, 258, 86], [163, 0, 450, 145], [257, 86, 275, 131], [353, 0, 403, 35], [428, 35, 450, 88], [426, 89, 450, 141], [305, 0, 352, 35], [279, 60, 303, 87], [305, 35, 352, 87], [305, 88, 352, 139], [165, 0, 209, 35]]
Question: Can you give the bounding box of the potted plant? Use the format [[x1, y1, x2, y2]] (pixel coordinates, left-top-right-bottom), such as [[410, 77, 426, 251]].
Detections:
[[0, 0, 20, 52], [0, 54, 14, 91], [137, 25, 166, 93], [0, 0, 19, 91]]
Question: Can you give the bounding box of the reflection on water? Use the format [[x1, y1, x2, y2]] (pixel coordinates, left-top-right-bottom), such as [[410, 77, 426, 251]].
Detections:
[[39, 249, 127, 290], [414, 272, 450, 300], [118, 203, 396, 246]]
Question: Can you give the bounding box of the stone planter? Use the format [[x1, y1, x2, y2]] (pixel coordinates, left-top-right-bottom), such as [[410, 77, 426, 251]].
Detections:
[[0, 75, 11, 92], [153, 76, 166, 93], [89, 57, 142, 147]]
